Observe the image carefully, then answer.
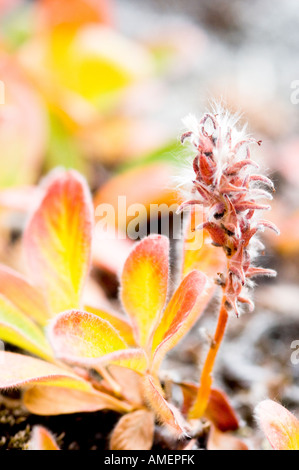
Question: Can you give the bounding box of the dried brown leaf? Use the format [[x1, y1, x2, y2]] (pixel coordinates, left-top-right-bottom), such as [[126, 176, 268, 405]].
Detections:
[[110, 409, 155, 450]]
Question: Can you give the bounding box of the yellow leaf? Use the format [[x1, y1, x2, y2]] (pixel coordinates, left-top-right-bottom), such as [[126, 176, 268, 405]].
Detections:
[[49, 310, 148, 373], [19, 25, 154, 117], [0, 296, 52, 361], [85, 305, 135, 346], [107, 349, 148, 374], [24, 170, 93, 315], [121, 235, 169, 348], [0, 264, 50, 326], [48, 310, 128, 363]]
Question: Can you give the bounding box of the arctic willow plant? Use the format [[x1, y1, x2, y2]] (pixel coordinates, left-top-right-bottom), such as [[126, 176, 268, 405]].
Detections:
[[0, 109, 278, 450], [178, 109, 279, 419], [0, 169, 227, 450]]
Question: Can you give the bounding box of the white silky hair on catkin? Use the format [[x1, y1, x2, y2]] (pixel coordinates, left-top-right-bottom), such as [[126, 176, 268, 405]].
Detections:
[[177, 106, 254, 199]]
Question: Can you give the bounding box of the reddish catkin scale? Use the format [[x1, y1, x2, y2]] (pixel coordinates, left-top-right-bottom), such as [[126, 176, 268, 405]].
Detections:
[[179, 109, 279, 317]]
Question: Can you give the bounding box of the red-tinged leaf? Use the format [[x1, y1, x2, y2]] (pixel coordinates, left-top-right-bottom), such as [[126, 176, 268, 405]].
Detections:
[[151, 270, 207, 372], [0, 352, 92, 391], [0, 295, 53, 361], [103, 348, 148, 374], [49, 310, 148, 372], [179, 383, 239, 432], [110, 409, 155, 450], [141, 375, 189, 437], [48, 310, 128, 362], [121, 235, 169, 348], [255, 400, 299, 450], [0, 264, 50, 326], [206, 389, 239, 432], [24, 385, 132, 416], [28, 426, 60, 450], [85, 305, 136, 346], [207, 425, 248, 450], [24, 170, 93, 315]]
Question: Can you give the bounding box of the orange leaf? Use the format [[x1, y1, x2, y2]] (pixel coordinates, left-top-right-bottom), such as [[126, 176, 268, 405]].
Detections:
[[24, 170, 93, 315], [151, 270, 207, 372], [0, 352, 93, 391], [29, 426, 60, 450], [121, 235, 169, 348], [24, 385, 131, 416], [255, 400, 299, 450], [0, 264, 50, 326], [141, 375, 189, 437], [93, 163, 181, 232], [110, 409, 155, 450], [35, 0, 112, 31], [265, 203, 299, 256]]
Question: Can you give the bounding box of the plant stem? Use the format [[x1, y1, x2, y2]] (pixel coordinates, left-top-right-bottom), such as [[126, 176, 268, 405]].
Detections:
[[188, 293, 229, 419]]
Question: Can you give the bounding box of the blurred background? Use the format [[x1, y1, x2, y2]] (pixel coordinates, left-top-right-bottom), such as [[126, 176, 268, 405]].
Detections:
[[1, 0, 299, 448]]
